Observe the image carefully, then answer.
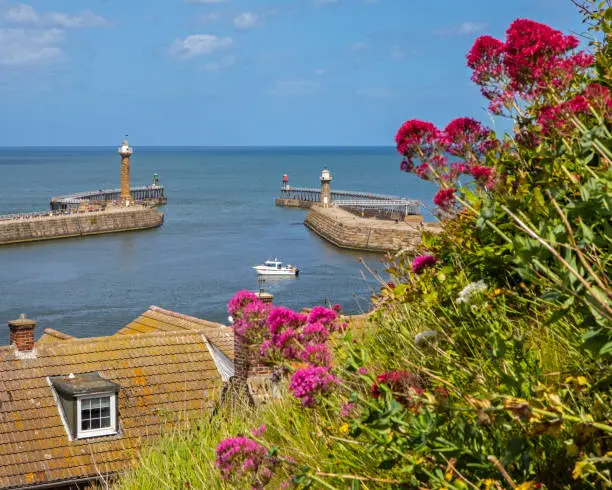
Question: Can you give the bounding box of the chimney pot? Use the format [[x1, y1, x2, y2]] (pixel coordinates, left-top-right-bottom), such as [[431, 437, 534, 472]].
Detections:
[[8, 314, 36, 352]]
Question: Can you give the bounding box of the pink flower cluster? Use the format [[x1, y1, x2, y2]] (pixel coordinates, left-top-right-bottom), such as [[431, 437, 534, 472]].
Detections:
[[396, 116, 497, 207], [228, 291, 272, 345], [227, 292, 346, 407], [537, 82, 612, 135], [433, 188, 456, 211], [260, 305, 346, 368], [340, 402, 356, 418], [442, 117, 495, 158], [228, 290, 259, 316], [584, 83, 612, 119], [395, 120, 440, 160], [467, 19, 594, 113], [215, 436, 277, 488], [371, 371, 425, 409], [289, 366, 338, 407], [411, 255, 437, 274]]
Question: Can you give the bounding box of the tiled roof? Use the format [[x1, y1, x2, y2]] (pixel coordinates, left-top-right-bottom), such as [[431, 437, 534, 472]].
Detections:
[[116, 305, 226, 336], [0, 327, 234, 489]]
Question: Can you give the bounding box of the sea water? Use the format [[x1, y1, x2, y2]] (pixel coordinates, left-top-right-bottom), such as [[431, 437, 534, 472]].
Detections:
[[0, 147, 437, 340]]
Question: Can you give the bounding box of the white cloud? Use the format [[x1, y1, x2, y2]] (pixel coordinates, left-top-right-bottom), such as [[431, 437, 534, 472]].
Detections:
[[233, 11, 258, 30], [433, 22, 487, 36], [202, 54, 235, 71], [169, 34, 233, 59], [0, 28, 63, 66], [46, 11, 107, 28], [271, 80, 319, 95], [4, 4, 38, 23], [4, 4, 108, 28], [349, 41, 366, 51]]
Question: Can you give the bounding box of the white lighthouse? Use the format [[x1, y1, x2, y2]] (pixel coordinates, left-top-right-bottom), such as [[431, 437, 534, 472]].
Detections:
[[320, 167, 332, 208]]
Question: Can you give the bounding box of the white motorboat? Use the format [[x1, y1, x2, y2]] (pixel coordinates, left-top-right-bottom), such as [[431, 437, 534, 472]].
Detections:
[[253, 259, 299, 276]]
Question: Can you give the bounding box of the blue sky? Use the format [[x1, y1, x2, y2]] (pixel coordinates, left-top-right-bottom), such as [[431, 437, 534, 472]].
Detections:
[[0, 0, 586, 146]]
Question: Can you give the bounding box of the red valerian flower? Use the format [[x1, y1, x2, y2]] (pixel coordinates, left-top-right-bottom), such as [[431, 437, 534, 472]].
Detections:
[[215, 436, 277, 488], [339, 402, 356, 418], [371, 371, 426, 409], [228, 290, 260, 317], [537, 95, 591, 135], [433, 188, 456, 211], [466, 35, 507, 109], [289, 366, 337, 407], [415, 162, 431, 180], [466, 35, 504, 85], [584, 82, 612, 119], [411, 255, 437, 274], [395, 119, 441, 157], [504, 19, 593, 96], [443, 117, 494, 158], [470, 165, 494, 183]]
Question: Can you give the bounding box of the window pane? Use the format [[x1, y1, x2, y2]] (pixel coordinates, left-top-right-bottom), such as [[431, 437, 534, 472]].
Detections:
[[79, 396, 114, 434]]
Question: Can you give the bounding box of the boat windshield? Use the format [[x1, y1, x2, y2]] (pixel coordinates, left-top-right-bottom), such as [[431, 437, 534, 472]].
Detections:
[[265, 261, 281, 267]]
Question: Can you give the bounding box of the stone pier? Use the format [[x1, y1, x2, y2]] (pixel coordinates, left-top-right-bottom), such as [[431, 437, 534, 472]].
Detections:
[[0, 207, 164, 246], [304, 205, 440, 253]]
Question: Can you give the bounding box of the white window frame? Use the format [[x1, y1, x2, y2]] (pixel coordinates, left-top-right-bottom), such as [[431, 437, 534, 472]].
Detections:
[[76, 393, 117, 439]]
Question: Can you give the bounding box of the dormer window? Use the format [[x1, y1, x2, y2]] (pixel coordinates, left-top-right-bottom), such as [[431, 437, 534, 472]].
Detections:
[[77, 394, 116, 438], [50, 373, 120, 440]]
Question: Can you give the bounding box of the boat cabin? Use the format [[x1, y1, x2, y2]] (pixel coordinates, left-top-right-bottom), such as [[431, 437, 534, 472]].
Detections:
[[264, 260, 283, 270]]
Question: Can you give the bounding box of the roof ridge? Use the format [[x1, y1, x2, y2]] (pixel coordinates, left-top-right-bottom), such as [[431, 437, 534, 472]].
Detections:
[[44, 327, 231, 347], [148, 305, 226, 328], [42, 328, 76, 340]]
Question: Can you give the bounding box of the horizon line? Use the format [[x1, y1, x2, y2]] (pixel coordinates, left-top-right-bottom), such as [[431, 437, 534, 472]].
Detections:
[[0, 144, 395, 149]]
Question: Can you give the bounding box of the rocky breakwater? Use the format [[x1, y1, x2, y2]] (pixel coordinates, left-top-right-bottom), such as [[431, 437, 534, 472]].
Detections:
[[304, 205, 440, 253], [0, 207, 164, 246]]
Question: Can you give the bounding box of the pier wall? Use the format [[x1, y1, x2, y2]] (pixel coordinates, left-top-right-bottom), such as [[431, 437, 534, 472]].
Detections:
[[304, 205, 438, 253], [0, 208, 163, 246], [274, 198, 313, 209]]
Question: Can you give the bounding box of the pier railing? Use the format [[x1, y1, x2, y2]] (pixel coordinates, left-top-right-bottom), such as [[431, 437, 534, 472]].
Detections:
[[335, 199, 421, 219], [279, 187, 404, 203], [0, 206, 155, 222], [51, 185, 166, 211], [0, 211, 59, 222]]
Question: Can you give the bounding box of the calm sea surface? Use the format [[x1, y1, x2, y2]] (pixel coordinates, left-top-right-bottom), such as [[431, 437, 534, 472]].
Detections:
[[0, 147, 436, 341]]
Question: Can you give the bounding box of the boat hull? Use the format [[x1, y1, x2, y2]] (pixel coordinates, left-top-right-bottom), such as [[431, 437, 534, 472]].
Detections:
[[253, 267, 299, 276]]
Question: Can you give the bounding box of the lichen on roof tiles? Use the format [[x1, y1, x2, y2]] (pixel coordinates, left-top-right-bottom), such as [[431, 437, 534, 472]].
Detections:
[[0, 327, 233, 489]]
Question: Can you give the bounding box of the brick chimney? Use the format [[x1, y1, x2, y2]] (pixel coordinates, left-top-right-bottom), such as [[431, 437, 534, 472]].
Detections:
[[233, 292, 274, 384], [9, 314, 36, 352]]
